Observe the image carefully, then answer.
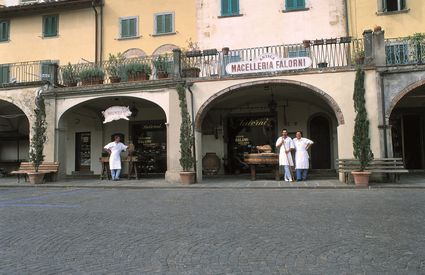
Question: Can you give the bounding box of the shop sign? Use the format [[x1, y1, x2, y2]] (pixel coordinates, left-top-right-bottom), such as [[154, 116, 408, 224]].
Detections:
[[225, 53, 312, 75], [239, 118, 272, 127], [102, 106, 132, 123]]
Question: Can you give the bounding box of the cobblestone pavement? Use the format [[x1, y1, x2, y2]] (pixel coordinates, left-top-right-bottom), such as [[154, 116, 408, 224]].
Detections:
[[0, 188, 425, 274]]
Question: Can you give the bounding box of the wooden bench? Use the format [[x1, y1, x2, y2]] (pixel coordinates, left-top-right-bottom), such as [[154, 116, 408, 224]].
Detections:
[[336, 158, 408, 183], [10, 162, 60, 183]]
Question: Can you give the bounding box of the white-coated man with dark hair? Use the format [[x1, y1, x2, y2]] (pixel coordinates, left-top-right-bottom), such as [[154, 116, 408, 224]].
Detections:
[[104, 135, 128, 181], [276, 129, 295, 181], [293, 131, 314, 181]]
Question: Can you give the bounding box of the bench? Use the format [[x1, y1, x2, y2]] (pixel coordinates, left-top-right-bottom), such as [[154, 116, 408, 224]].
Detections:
[[10, 162, 60, 183], [336, 158, 408, 183]]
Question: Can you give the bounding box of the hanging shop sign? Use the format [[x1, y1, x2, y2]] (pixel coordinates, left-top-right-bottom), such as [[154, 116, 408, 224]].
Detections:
[[102, 106, 132, 123], [225, 53, 312, 75]]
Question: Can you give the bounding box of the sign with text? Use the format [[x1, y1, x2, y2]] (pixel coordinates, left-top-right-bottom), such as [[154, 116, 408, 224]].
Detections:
[[225, 53, 312, 75], [102, 106, 132, 124]]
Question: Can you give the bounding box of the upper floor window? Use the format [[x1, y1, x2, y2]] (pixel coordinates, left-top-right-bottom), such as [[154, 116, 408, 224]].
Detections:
[[120, 17, 138, 39], [221, 0, 239, 16], [381, 0, 406, 12], [43, 15, 59, 37], [0, 20, 10, 42], [155, 13, 174, 35], [285, 0, 306, 11]]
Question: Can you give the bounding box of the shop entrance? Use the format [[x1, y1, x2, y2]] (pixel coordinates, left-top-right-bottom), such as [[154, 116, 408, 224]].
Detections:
[[390, 85, 425, 170], [75, 132, 91, 172], [309, 115, 331, 169]]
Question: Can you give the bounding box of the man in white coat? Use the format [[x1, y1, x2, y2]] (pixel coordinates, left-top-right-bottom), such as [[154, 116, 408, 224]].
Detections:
[[104, 135, 128, 181], [276, 129, 295, 181], [293, 131, 314, 181]]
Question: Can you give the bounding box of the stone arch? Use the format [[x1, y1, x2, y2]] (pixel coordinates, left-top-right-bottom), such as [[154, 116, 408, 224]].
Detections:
[[386, 78, 425, 119], [122, 48, 147, 59], [194, 79, 345, 131], [152, 44, 179, 55], [0, 95, 33, 121]]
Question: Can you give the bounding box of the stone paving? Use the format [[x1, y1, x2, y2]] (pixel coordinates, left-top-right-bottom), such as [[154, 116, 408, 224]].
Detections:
[[0, 188, 424, 274]]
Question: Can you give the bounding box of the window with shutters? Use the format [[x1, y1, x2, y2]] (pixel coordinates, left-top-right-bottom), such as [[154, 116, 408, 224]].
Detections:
[[155, 13, 174, 35], [120, 17, 138, 39], [380, 0, 406, 12], [285, 0, 306, 10], [42, 15, 58, 37], [0, 20, 9, 42], [0, 65, 10, 84], [221, 0, 239, 16]]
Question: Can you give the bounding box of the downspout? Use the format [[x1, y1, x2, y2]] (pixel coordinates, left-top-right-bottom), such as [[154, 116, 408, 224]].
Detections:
[[186, 82, 197, 183], [380, 73, 388, 157], [92, 1, 99, 63], [99, 0, 104, 63], [343, 0, 350, 36]]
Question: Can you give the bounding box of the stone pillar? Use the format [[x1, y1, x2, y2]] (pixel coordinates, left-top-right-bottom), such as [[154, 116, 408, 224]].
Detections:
[[43, 93, 56, 162], [165, 87, 182, 183], [363, 29, 374, 65], [373, 30, 386, 66], [172, 49, 182, 79], [195, 130, 203, 182]]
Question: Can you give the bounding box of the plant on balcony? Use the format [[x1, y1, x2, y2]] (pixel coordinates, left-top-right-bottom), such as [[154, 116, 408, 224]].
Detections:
[[181, 38, 201, 78], [152, 55, 171, 79], [62, 63, 78, 87], [177, 84, 195, 184], [79, 66, 105, 85], [106, 53, 125, 83], [123, 62, 152, 82], [408, 33, 425, 64], [28, 92, 47, 184], [352, 68, 374, 187], [354, 50, 365, 65]]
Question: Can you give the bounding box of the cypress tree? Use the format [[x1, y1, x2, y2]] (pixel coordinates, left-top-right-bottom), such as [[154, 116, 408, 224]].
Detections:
[[29, 93, 47, 172], [177, 84, 194, 171], [353, 68, 373, 171]]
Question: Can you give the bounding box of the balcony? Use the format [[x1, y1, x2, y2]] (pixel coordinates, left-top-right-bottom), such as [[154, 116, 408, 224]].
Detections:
[[0, 60, 57, 88], [385, 37, 425, 66]]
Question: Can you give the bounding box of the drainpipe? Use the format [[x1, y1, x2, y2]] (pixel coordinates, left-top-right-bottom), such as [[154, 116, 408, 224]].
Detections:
[[186, 82, 197, 183], [92, 1, 99, 63], [380, 73, 388, 157], [343, 0, 350, 36], [99, 0, 104, 63]]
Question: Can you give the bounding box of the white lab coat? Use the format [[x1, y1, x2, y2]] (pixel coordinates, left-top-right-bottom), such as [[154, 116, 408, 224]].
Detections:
[[293, 137, 314, 169], [276, 136, 294, 166], [104, 142, 128, 170]]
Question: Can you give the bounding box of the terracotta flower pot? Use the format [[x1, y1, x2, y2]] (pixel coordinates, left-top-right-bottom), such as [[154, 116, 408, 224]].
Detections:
[[81, 78, 104, 86], [27, 172, 45, 184], [180, 171, 196, 185], [109, 76, 121, 83], [182, 67, 200, 78], [128, 73, 149, 82], [156, 71, 169, 79], [202, 152, 221, 175], [351, 171, 371, 187]]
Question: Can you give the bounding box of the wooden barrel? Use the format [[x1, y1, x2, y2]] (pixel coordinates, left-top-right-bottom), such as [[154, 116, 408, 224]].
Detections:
[[244, 153, 278, 165]]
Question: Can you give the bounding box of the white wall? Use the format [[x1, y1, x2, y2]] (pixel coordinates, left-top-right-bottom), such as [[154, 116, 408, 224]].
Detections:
[[197, 0, 347, 50]]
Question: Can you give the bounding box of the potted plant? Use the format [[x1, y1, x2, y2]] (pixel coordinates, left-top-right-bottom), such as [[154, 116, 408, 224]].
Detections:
[[177, 84, 195, 184], [123, 62, 151, 82], [352, 68, 374, 187], [317, 62, 328, 68], [28, 92, 47, 184], [222, 47, 230, 55], [302, 40, 311, 48], [182, 38, 201, 78], [408, 33, 425, 64], [354, 50, 365, 65], [152, 55, 170, 79], [106, 53, 125, 83], [62, 63, 78, 87], [79, 66, 105, 85]]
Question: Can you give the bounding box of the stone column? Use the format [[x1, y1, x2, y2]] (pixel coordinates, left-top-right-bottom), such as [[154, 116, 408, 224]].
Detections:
[[363, 29, 374, 65], [373, 30, 386, 66], [165, 87, 182, 183], [172, 49, 182, 79], [43, 93, 56, 162]]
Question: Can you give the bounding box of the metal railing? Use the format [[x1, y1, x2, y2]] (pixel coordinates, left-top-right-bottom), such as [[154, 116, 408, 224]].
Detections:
[[385, 37, 425, 65], [0, 60, 57, 87]]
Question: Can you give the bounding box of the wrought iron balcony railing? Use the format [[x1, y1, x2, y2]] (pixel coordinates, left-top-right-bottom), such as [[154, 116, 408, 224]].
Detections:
[[0, 60, 57, 87], [385, 37, 425, 66]]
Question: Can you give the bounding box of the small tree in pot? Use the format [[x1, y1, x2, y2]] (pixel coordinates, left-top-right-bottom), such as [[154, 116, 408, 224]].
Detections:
[[352, 68, 374, 187], [28, 92, 47, 184], [106, 53, 125, 83], [177, 84, 195, 184]]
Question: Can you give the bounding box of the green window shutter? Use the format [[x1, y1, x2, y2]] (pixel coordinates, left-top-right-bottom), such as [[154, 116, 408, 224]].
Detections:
[[0, 21, 9, 41], [121, 19, 129, 37], [382, 0, 387, 11], [221, 0, 230, 15], [286, 0, 304, 10], [164, 14, 172, 33], [400, 0, 406, 9], [120, 18, 137, 38], [129, 18, 136, 36], [156, 14, 172, 34], [156, 15, 164, 34], [43, 15, 58, 37], [297, 0, 305, 9], [231, 0, 239, 14], [0, 65, 10, 84]]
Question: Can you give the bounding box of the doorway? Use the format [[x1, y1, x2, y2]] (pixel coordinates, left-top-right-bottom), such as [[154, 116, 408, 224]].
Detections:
[[75, 132, 91, 172], [309, 115, 331, 169]]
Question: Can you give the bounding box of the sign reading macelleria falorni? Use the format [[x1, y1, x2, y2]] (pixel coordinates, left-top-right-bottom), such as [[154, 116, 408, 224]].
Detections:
[[225, 53, 312, 75]]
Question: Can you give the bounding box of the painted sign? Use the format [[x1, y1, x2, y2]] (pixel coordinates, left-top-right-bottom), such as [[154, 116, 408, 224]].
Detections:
[[102, 106, 132, 124], [225, 53, 312, 75]]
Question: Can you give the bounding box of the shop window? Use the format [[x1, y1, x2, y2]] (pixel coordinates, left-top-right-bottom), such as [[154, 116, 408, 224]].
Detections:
[[42, 15, 59, 37], [288, 49, 308, 57], [381, 0, 406, 12], [0, 65, 10, 84], [0, 20, 10, 42], [120, 17, 138, 39], [221, 0, 239, 16], [386, 43, 409, 65], [155, 13, 174, 35], [285, 0, 306, 11]]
